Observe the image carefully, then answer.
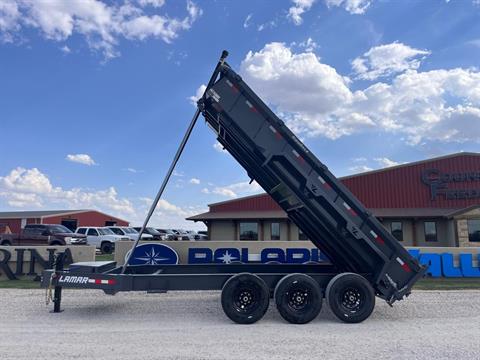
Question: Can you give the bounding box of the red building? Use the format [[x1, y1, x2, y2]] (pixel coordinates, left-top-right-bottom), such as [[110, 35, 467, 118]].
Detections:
[[0, 209, 129, 233], [188, 152, 480, 247]]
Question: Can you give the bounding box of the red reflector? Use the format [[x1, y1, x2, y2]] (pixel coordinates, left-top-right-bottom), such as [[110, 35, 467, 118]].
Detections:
[[401, 263, 411, 272], [375, 237, 385, 245]]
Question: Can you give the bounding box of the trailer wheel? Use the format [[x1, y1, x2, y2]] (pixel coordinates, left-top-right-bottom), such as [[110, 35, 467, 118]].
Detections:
[[100, 242, 113, 254], [274, 273, 322, 324], [221, 273, 270, 324], [326, 272, 375, 323]]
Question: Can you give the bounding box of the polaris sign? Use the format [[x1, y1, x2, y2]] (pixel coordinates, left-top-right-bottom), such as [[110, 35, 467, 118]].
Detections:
[[189, 247, 329, 264], [188, 247, 480, 278]]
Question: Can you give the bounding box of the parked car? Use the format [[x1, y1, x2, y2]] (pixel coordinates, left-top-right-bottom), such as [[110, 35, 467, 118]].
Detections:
[[194, 233, 208, 241], [76, 227, 129, 254], [107, 226, 153, 240], [0, 224, 87, 246], [171, 229, 195, 241], [132, 227, 163, 240], [156, 229, 177, 240]]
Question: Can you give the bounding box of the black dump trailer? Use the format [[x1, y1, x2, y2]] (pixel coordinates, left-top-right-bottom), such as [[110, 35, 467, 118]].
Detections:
[[41, 51, 426, 324]]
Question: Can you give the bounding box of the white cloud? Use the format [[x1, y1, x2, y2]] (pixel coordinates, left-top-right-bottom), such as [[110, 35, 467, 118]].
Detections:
[[189, 178, 200, 184], [123, 167, 143, 173], [243, 13, 252, 28], [240, 42, 480, 144], [325, 0, 371, 14], [206, 181, 263, 198], [213, 142, 227, 153], [298, 37, 317, 52], [0, 0, 20, 42], [287, 0, 316, 25], [0, 0, 202, 60], [352, 42, 430, 80], [0, 167, 134, 216], [0, 167, 52, 194], [348, 164, 373, 173], [0, 167, 206, 230], [66, 153, 97, 166], [374, 157, 402, 168], [60, 45, 71, 54], [136, 196, 206, 229], [188, 84, 206, 106], [137, 0, 166, 8], [257, 20, 277, 32]]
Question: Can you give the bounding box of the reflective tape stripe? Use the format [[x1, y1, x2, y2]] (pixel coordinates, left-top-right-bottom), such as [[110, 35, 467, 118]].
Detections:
[[226, 79, 238, 92], [343, 202, 357, 216], [245, 100, 258, 112], [88, 278, 115, 285], [370, 230, 385, 244], [397, 257, 411, 272]]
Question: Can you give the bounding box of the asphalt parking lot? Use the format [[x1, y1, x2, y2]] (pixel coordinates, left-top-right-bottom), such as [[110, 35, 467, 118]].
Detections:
[[0, 289, 479, 360]]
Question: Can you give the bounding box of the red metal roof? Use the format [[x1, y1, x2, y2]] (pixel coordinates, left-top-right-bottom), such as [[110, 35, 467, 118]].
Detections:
[[207, 152, 480, 213]]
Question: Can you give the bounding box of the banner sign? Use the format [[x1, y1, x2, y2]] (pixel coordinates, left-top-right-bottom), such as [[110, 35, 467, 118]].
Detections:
[[188, 247, 480, 277]]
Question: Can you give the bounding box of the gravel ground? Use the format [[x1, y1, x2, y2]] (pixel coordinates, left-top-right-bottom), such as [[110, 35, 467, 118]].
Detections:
[[0, 289, 479, 360]]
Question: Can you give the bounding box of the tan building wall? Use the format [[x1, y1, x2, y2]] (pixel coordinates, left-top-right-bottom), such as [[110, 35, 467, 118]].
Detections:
[[210, 220, 235, 241], [204, 216, 480, 248]]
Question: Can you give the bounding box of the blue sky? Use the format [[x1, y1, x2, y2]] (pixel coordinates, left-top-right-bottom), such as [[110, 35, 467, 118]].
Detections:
[[0, 0, 479, 229]]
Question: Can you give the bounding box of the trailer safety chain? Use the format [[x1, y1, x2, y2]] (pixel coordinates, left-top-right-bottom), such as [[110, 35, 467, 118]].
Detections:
[[45, 273, 56, 306]]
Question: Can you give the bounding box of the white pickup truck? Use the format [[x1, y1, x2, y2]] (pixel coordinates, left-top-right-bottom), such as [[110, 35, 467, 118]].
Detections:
[[75, 227, 130, 254]]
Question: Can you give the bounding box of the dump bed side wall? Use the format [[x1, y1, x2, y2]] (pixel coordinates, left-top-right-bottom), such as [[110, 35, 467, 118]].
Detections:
[[199, 65, 425, 302]]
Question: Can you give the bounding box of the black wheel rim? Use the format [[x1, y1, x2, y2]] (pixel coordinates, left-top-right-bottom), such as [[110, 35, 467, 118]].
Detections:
[[233, 283, 259, 313], [339, 286, 364, 313], [286, 286, 310, 311]]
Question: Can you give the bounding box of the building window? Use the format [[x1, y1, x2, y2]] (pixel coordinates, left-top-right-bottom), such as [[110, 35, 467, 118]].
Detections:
[[467, 219, 480, 242], [424, 221, 437, 242], [299, 229, 308, 241], [239, 222, 258, 240], [391, 222, 403, 241], [271, 223, 280, 240]]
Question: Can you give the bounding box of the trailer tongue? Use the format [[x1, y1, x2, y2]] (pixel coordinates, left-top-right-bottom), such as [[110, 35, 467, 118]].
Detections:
[[41, 51, 426, 324]]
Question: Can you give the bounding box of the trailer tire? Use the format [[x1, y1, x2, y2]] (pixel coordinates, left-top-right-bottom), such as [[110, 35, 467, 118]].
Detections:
[[221, 273, 270, 324], [100, 242, 113, 254], [326, 272, 375, 323], [0, 240, 11, 246], [274, 273, 322, 324]]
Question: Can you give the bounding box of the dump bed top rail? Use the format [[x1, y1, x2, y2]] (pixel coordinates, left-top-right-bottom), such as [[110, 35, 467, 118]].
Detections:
[[198, 56, 426, 304]]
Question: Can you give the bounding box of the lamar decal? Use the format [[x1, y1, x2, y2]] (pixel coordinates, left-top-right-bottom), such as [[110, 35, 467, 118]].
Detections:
[[0, 248, 73, 280]]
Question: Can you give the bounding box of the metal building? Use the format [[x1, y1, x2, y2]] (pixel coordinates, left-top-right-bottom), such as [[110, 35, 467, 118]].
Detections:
[[0, 209, 129, 233], [188, 152, 480, 247]]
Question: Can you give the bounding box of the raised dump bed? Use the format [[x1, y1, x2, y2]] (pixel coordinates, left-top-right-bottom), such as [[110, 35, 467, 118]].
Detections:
[[199, 56, 426, 305]]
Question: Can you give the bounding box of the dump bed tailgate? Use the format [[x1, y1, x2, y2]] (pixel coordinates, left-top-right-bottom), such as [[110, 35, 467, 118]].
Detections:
[[199, 64, 426, 304]]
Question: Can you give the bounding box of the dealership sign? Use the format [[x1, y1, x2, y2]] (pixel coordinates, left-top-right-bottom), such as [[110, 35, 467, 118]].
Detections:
[[0, 247, 74, 280], [421, 168, 480, 200]]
